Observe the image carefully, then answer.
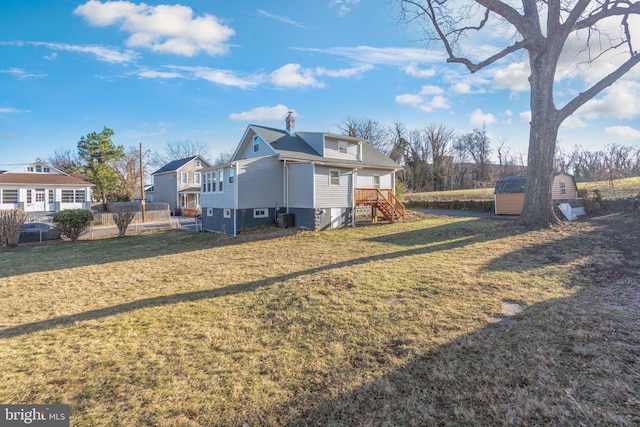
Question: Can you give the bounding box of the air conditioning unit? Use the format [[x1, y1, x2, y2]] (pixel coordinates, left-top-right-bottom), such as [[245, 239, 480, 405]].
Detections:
[[277, 213, 294, 228]]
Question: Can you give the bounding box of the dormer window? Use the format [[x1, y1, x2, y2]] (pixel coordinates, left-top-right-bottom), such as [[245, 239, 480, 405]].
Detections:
[[253, 136, 260, 153], [27, 167, 34, 172], [196, 160, 201, 168], [35, 165, 42, 173], [338, 141, 348, 154]]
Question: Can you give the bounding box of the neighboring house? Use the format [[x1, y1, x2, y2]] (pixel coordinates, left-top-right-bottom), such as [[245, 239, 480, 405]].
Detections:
[[200, 113, 404, 236], [0, 159, 93, 214], [151, 156, 210, 213], [494, 172, 578, 215]]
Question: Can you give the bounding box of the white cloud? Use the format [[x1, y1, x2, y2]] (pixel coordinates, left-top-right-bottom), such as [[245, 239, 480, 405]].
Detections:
[[395, 92, 450, 112], [0, 107, 27, 114], [329, 0, 361, 17], [395, 94, 423, 105], [136, 69, 183, 79], [229, 105, 292, 121], [257, 9, 306, 29], [604, 126, 640, 141], [297, 46, 445, 66], [452, 82, 486, 94], [519, 111, 531, 123], [315, 64, 373, 78], [493, 62, 530, 92], [74, 0, 235, 57], [271, 64, 323, 88], [404, 63, 436, 78], [470, 108, 497, 126], [572, 80, 640, 121], [419, 85, 444, 95], [0, 67, 46, 79], [169, 66, 262, 89], [40, 41, 137, 63]]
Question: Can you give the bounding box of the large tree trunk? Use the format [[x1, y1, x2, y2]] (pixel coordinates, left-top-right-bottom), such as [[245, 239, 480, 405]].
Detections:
[[520, 52, 560, 228]]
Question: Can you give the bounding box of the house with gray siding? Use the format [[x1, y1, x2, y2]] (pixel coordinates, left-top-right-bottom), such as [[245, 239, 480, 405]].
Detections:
[[151, 156, 210, 214], [200, 113, 403, 236]]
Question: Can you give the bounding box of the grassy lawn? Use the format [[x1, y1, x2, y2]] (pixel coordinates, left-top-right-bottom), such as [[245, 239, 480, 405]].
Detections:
[[407, 176, 640, 202], [1, 213, 639, 426]]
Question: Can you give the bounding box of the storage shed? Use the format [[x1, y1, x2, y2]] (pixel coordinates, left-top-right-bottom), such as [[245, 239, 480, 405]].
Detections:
[[494, 173, 578, 215]]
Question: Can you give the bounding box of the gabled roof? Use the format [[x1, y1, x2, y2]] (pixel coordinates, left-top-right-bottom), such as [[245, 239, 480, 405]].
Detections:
[[0, 173, 93, 186], [494, 176, 526, 194], [249, 125, 400, 170], [153, 156, 208, 175]]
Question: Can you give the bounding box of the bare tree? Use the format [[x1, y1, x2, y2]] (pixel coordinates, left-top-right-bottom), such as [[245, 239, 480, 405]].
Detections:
[[338, 117, 392, 154], [212, 151, 233, 166], [46, 149, 82, 174], [424, 124, 456, 191], [400, 0, 640, 227], [149, 140, 210, 171], [454, 126, 493, 184]]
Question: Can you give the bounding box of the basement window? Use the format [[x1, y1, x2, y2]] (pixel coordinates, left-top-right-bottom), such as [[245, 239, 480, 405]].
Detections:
[[253, 209, 268, 218], [224, 209, 231, 218]]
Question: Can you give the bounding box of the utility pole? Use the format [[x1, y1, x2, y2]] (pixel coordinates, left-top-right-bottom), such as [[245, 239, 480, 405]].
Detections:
[[140, 142, 146, 222]]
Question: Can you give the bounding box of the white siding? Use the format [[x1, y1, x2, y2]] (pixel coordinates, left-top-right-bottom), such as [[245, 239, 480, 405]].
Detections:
[[324, 137, 360, 161], [237, 156, 284, 209], [315, 166, 350, 208], [237, 131, 274, 160], [356, 169, 394, 189], [287, 162, 314, 208], [200, 168, 236, 209]]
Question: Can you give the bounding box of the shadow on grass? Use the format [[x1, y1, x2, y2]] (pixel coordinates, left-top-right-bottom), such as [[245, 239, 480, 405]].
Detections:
[[276, 218, 640, 426], [280, 280, 639, 426], [2, 220, 524, 339]]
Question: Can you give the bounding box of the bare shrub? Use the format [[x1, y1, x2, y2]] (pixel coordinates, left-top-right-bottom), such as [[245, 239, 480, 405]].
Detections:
[[0, 209, 28, 247], [112, 205, 137, 237]]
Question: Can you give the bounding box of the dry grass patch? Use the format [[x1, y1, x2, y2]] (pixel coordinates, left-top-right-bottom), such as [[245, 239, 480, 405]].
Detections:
[[0, 214, 638, 426]]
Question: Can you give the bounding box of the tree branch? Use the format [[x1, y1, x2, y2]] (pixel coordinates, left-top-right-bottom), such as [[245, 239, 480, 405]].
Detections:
[[447, 40, 527, 72], [558, 53, 640, 122], [575, 1, 640, 31]]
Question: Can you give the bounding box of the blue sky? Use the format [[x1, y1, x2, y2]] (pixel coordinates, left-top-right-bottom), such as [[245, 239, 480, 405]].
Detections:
[[1, 0, 640, 169]]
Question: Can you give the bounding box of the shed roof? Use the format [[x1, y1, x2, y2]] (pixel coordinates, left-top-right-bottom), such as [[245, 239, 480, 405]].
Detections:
[[494, 176, 526, 194]]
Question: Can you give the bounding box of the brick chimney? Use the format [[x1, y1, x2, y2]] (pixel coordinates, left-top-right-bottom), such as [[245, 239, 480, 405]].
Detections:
[[285, 111, 295, 135]]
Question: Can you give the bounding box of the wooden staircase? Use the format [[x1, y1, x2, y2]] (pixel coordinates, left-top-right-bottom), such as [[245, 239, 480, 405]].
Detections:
[[354, 188, 406, 223]]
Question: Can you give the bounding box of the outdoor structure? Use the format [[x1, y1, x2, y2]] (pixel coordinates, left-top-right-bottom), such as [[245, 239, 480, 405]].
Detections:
[[200, 113, 404, 236], [0, 159, 93, 214], [151, 156, 210, 215], [494, 172, 578, 215]]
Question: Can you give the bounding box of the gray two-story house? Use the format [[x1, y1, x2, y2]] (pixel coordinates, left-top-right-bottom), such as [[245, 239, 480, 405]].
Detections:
[[200, 113, 403, 236], [151, 155, 210, 214]]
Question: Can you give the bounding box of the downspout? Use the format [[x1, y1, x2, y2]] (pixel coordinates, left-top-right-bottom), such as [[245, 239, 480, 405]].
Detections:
[[233, 162, 238, 237], [283, 159, 288, 214], [351, 168, 358, 227]]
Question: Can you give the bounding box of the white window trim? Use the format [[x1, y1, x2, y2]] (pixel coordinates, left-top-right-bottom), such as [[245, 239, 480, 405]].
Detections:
[[207, 208, 213, 217], [373, 175, 381, 188], [253, 208, 268, 218], [194, 172, 201, 185], [253, 136, 260, 153], [181, 172, 188, 185], [329, 170, 340, 186], [224, 208, 231, 218]]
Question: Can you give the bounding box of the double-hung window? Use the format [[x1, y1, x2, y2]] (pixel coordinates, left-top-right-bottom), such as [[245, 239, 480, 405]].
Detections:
[[329, 170, 340, 186], [181, 172, 188, 185]]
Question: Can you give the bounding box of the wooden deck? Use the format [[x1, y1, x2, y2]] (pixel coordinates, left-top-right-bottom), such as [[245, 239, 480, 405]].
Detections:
[[354, 188, 405, 223]]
